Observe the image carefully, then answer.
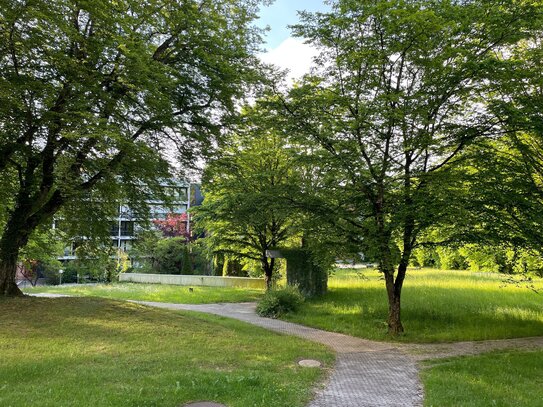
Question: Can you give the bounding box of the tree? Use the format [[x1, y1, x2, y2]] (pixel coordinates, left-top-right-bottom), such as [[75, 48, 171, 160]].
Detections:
[[18, 226, 66, 286], [72, 241, 118, 282], [129, 229, 162, 272], [0, 0, 266, 296], [475, 38, 543, 256], [195, 107, 301, 289], [279, 0, 542, 334], [153, 213, 190, 240], [439, 40, 543, 273], [153, 237, 192, 275]]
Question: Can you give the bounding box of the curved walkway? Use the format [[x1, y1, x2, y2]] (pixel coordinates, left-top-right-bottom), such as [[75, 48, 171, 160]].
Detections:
[[135, 301, 543, 407], [33, 295, 543, 406], [135, 301, 423, 407]]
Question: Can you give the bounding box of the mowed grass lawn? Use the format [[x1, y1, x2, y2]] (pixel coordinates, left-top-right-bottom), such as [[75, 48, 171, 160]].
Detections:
[[0, 297, 333, 407], [422, 349, 543, 407], [25, 282, 264, 304], [283, 268, 543, 343]]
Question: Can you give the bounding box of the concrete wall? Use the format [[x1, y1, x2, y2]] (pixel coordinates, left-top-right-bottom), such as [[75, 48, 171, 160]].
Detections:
[[119, 273, 265, 289]]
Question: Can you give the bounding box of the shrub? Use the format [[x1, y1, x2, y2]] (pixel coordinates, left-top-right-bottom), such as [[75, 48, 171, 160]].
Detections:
[[40, 261, 77, 285], [181, 244, 193, 275], [70, 243, 118, 282], [191, 241, 213, 275], [413, 246, 441, 268], [256, 286, 304, 318], [436, 247, 468, 270], [154, 237, 187, 274]]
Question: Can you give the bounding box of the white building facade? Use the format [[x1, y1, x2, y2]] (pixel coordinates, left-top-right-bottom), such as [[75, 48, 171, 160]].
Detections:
[[58, 179, 193, 261]]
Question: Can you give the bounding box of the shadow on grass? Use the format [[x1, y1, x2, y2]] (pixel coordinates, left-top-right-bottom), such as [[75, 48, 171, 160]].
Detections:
[[421, 349, 543, 406], [1, 296, 333, 407]]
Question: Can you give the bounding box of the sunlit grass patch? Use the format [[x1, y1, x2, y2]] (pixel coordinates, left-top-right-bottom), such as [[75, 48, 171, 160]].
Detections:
[[22, 268, 543, 343], [283, 268, 543, 343], [0, 297, 333, 407], [24, 282, 264, 304]]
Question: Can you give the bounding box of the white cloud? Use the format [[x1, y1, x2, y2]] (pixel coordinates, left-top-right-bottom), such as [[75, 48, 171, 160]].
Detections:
[[259, 37, 318, 82]]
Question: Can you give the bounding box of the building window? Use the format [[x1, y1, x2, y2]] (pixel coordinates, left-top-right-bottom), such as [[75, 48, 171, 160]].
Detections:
[[111, 221, 135, 236]]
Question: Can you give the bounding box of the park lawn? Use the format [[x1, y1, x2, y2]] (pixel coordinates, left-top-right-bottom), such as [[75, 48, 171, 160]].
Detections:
[[421, 349, 543, 406], [282, 268, 543, 343], [0, 297, 333, 407], [24, 282, 264, 304]]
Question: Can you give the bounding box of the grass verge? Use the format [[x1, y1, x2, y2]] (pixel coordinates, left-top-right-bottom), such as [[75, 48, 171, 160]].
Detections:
[[421, 349, 543, 406], [24, 282, 264, 304], [0, 297, 333, 407], [282, 268, 543, 343]]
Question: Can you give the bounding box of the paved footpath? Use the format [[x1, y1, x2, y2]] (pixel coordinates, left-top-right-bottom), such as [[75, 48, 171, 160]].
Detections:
[[34, 295, 543, 407], [134, 301, 423, 407], [135, 301, 543, 407]]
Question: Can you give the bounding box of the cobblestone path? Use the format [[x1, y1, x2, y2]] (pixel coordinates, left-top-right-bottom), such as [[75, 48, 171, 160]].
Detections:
[[136, 301, 543, 406], [33, 294, 543, 407], [135, 301, 423, 407]]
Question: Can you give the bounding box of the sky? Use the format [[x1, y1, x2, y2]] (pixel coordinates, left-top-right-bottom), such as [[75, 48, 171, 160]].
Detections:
[[256, 0, 330, 81]]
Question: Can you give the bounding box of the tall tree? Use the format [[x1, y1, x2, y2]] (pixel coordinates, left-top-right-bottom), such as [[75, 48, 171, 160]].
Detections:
[[195, 107, 300, 289], [0, 0, 265, 296], [153, 213, 191, 240], [279, 0, 542, 334], [487, 37, 543, 252], [458, 39, 543, 257]]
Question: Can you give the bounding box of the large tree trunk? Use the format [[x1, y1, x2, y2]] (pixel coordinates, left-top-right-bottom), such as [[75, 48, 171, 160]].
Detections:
[[387, 289, 403, 334], [376, 204, 413, 334], [0, 237, 24, 296], [379, 238, 404, 334], [385, 224, 414, 335], [384, 267, 404, 335], [0, 259, 23, 296], [375, 187, 406, 335], [383, 225, 414, 335], [383, 155, 416, 335], [0, 204, 40, 297]]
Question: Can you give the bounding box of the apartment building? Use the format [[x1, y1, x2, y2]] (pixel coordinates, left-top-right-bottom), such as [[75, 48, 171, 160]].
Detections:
[[59, 179, 195, 261]]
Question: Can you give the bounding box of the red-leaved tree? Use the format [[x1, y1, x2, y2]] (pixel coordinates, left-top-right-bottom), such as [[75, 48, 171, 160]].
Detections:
[[153, 213, 191, 241]]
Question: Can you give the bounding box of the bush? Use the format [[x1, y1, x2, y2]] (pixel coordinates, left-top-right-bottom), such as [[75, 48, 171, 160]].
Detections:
[[413, 246, 441, 268], [154, 237, 188, 274], [256, 286, 304, 318], [181, 244, 193, 275], [191, 241, 213, 275], [40, 261, 77, 285], [436, 247, 468, 270]]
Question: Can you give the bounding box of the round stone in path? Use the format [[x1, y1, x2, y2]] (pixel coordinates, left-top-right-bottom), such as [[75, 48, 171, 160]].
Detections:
[[298, 359, 322, 368]]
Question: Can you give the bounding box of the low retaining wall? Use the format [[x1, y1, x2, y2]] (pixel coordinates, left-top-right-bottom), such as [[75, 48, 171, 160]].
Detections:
[[119, 273, 266, 289]]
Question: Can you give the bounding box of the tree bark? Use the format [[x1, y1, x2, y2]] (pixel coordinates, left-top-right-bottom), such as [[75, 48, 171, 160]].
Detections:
[[379, 237, 405, 335], [374, 181, 406, 335], [387, 290, 403, 334], [0, 262, 22, 296], [0, 242, 24, 296], [0, 198, 49, 297], [384, 267, 404, 335], [383, 220, 414, 335]]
